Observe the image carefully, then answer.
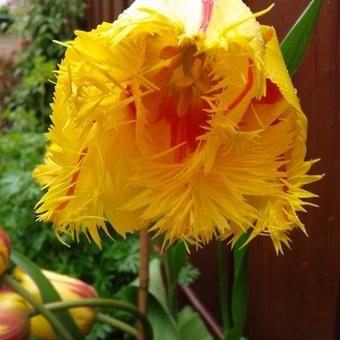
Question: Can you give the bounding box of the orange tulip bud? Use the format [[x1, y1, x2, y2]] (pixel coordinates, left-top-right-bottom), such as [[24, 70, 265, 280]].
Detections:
[[14, 268, 97, 340], [0, 286, 30, 340], [0, 227, 11, 276]]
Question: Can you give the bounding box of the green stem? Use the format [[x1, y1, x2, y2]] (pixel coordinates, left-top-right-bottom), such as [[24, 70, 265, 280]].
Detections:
[[29, 298, 153, 340], [96, 313, 137, 337], [224, 234, 250, 340], [217, 242, 232, 332], [165, 251, 177, 317], [229, 240, 249, 340], [3, 275, 74, 340]]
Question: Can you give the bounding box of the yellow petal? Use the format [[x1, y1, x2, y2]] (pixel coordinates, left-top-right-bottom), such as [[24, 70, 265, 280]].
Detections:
[[206, 0, 263, 46], [130, 0, 202, 35], [262, 26, 302, 113]]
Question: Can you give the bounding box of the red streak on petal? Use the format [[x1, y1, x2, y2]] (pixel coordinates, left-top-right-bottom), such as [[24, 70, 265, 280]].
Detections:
[[125, 87, 137, 120], [57, 148, 88, 211], [200, 0, 214, 32], [168, 100, 209, 163], [253, 79, 282, 104], [278, 164, 287, 172], [277, 154, 289, 192], [226, 61, 254, 114], [0, 286, 14, 293], [49, 276, 97, 298]]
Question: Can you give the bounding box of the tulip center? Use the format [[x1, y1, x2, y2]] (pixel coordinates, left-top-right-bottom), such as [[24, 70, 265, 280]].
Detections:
[[140, 44, 213, 163]]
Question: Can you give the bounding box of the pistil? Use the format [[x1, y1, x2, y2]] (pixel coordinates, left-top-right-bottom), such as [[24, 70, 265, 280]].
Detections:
[[200, 0, 215, 32]]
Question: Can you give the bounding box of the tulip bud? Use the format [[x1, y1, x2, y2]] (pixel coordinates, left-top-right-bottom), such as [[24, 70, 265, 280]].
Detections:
[[14, 268, 97, 340], [0, 286, 30, 340], [0, 227, 11, 276]]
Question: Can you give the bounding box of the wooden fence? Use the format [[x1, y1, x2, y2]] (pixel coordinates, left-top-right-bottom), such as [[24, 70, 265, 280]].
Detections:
[[84, 1, 339, 339], [85, 0, 134, 28]]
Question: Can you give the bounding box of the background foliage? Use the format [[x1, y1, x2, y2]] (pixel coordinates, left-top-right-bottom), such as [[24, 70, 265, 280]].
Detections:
[[0, 1, 139, 339]]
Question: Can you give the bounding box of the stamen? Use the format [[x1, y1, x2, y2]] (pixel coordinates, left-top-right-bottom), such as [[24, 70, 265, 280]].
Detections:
[[200, 0, 215, 32]]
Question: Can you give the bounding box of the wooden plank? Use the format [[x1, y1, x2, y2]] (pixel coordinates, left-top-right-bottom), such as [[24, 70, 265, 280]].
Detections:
[[85, 0, 129, 29], [86, 0, 104, 29], [85, 0, 95, 30], [243, 1, 339, 339], [114, 0, 126, 20], [102, 0, 113, 22]]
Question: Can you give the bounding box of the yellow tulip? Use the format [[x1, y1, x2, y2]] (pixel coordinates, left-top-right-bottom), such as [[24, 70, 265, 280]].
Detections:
[[0, 286, 30, 340], [14, 268, 97, 340], [34, 0, 321, 253], [0, 227, 11, 276]]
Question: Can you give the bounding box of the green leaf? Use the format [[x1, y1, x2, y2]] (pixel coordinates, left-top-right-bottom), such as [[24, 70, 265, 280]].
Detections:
[[281, 0, 323, 75], [120, 286, 179, 340], [165, 242, 187, 315], [167, 242, 187, 280], [148, 294, 179, 340], [121, 259, 213, 340], [224, 234, 250, 340], [120, 259, 179, 340], [11, 250, 85, 340], [148, 258, 171, 313], [178, 263, 200, 286], [178, 306, 213, 340]]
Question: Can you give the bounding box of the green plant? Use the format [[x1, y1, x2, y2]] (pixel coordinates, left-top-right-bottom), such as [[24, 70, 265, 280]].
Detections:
[[0, 54, 19, 113], [121, 257, 211, 340], [0, 230, 153, 340], [0, 3, 12, 32], [0, 130, 143, 339], [2, 0, 85, 129]]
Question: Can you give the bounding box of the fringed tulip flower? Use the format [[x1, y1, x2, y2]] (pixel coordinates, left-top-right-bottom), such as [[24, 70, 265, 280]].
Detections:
[[0, 227, 11, 276], [34, 0, 321, 253], [14, 268, 97, 340], [0, 287, 30, 340]]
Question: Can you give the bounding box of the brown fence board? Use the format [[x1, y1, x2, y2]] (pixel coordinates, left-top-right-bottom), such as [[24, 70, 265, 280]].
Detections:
[[244, 1, 339, 339], [85, 0, 130, 27]]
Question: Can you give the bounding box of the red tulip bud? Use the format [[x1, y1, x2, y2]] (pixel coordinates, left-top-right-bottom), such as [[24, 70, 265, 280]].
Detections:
[[14, 268, 98, 340], [0, 286, 30, 340]]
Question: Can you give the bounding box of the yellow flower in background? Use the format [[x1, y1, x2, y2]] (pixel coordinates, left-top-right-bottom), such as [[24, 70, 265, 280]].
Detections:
[[0, 227, 11, 276], [34, 0, 321, 253], [14, 268, 97, 340], [0, 286, 30, 340]]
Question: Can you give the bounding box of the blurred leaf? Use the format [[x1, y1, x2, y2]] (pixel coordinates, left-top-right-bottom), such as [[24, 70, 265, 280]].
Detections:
[[109, 236, 140, 274], [281, 0, 323, 75], [148, 259, 171, 313], [224, 233, 249, 340], [121, 259, 179, 340], [165, 241, 187, 314], [178, 306, 213, 340], [122, 285, 178, 340], [167, 242, 187, 282], [121, 259, 212, 340], [11, 250, 85, 340], [178, 263, 200, 286]]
